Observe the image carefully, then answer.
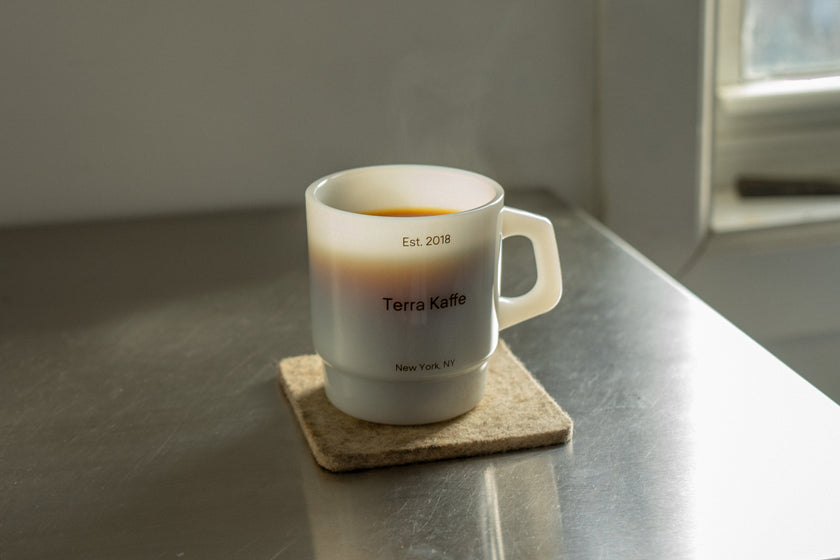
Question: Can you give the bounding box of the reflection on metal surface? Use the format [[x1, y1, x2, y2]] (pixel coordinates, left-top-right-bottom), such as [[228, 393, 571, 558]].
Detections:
[[684, 309, 840, 559], [480, 466, 505, 560], [301, 453, 564, 559]]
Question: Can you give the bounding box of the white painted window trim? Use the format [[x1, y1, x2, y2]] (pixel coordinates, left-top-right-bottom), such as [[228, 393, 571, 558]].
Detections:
[[719, 75, 840, 117]]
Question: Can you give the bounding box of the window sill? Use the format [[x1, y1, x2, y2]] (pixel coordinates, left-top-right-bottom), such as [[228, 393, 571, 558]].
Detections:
[[718, 75, 840, 118], [711, 188, 840, 234]]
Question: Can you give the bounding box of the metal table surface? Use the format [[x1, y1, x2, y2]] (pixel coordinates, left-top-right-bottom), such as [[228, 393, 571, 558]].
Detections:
[[2, 191, 840, 560]]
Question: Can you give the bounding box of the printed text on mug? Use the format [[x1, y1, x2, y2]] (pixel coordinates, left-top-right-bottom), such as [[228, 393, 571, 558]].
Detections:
[[382, 293, 467, 311], [396, 359, 456, 373], [402, 234, 453, 247]]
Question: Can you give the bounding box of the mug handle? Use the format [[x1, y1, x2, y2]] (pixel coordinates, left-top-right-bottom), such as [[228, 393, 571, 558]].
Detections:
[[498, 207, 563, 331]]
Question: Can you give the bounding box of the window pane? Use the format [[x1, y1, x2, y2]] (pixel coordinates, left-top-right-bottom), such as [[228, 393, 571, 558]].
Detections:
[[743, 0, 840, 79]]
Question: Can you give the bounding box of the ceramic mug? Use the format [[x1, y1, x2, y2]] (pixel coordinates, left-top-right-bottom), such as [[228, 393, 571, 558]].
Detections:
[[305, 164, 562, 424]]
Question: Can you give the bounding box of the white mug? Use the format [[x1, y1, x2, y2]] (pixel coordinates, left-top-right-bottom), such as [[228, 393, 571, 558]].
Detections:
[[305, 165, 562, 424]]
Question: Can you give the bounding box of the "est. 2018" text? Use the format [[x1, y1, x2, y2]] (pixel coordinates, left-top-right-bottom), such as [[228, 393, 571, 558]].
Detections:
[[402, 234, 452, 247]]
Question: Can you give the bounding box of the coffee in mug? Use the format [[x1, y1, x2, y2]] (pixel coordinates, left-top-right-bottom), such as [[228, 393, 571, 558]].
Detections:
[[305, 165, 562, 425]]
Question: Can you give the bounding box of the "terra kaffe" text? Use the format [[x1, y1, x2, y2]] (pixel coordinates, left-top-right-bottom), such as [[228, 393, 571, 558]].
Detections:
[[382, 293, 467, 311]]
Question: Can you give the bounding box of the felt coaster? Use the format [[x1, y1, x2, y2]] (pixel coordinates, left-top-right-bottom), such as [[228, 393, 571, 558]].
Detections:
[[277, 340, 573, 472]]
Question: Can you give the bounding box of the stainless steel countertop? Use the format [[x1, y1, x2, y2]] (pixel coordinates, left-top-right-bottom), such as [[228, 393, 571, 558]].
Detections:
[[3, 191, 840, 559]]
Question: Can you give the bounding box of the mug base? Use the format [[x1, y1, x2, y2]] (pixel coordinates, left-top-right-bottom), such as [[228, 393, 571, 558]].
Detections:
[[323, 362, 488, 425]]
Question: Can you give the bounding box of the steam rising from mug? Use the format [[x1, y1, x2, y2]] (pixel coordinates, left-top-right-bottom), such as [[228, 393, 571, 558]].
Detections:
[[306, 165, 562, 425]]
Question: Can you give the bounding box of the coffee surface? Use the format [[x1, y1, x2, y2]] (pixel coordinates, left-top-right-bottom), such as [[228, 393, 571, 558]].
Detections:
[[362, 207, 458, 217]]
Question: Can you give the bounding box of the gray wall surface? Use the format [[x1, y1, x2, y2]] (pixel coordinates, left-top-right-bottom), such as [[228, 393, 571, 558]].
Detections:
[[0, 1, 595, 227]]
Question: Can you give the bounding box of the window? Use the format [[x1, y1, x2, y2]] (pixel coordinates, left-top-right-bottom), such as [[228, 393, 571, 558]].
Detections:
[[743, 0, 840, 80], [711, 0, 840, 232]]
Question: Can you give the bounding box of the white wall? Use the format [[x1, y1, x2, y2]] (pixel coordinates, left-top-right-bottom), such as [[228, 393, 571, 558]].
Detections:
[[681, 220, 840, 404], [598, 0, 711, 275], [0, 1, 595, 227]]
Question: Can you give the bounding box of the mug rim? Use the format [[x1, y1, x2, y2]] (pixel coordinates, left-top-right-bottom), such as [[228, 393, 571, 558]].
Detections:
[[305, 164, 505, 219]]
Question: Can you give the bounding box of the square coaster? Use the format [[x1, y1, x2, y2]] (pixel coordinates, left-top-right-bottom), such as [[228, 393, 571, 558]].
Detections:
[[278, 340, 572, 472]]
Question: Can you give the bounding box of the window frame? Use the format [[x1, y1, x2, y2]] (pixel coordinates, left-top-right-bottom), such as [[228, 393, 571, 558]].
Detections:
[[711, 0, 840, 233]]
